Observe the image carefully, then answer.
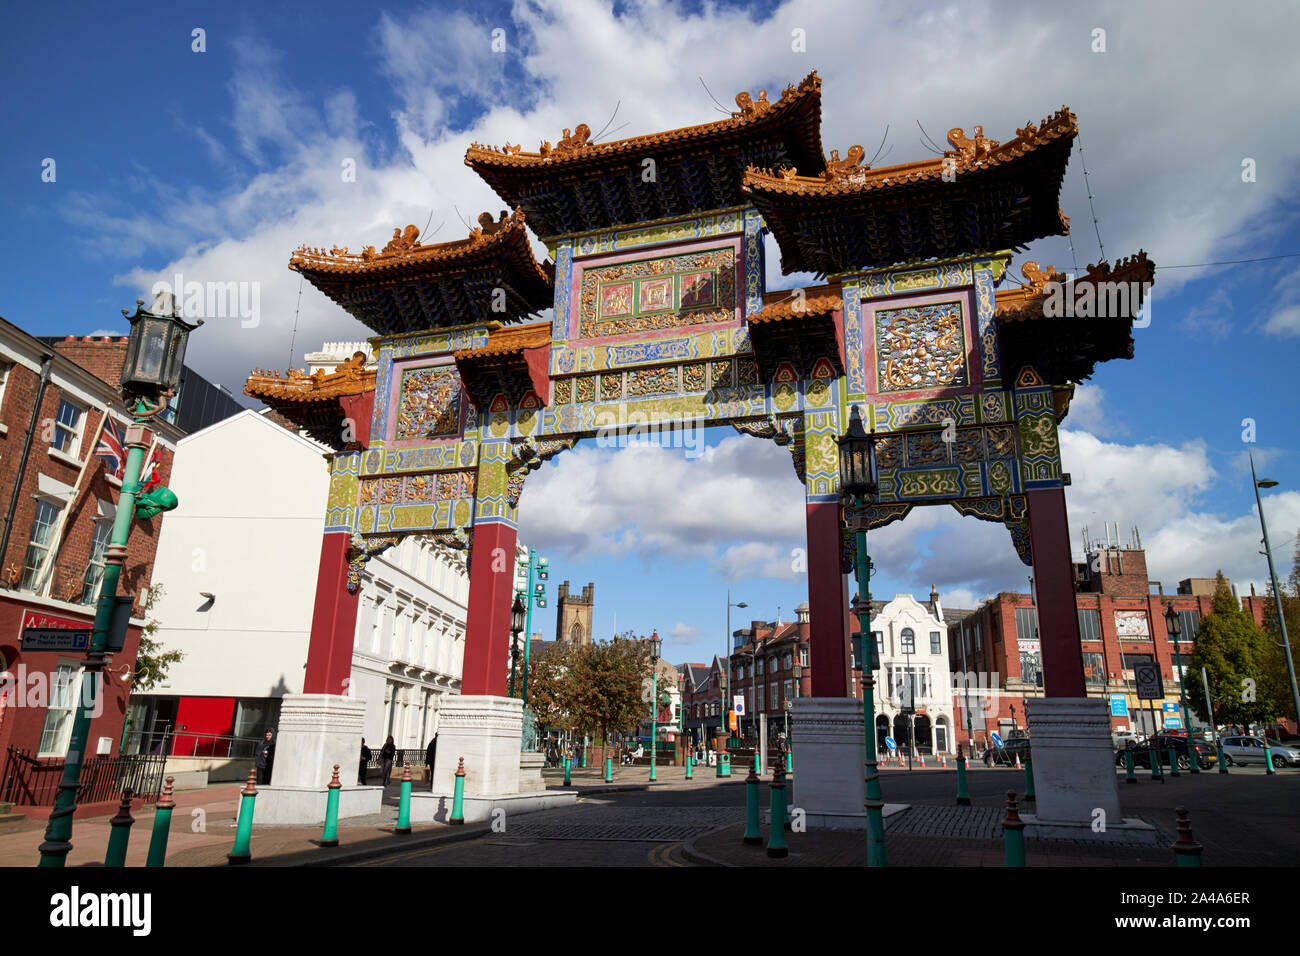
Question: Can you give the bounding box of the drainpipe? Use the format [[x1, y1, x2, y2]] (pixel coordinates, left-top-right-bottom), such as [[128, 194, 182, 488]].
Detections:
[[0, 354, 54, 570]]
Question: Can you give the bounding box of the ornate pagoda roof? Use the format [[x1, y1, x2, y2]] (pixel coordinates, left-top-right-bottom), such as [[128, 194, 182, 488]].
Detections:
[[746, 282, 844, 381], [465, 73, 825, 239], [245, 350, 375, 448], [995, 251, 1155, 384], [743, 108, 1078, 276], [453, 321, 553, 408], [288, 208, 554, 335]]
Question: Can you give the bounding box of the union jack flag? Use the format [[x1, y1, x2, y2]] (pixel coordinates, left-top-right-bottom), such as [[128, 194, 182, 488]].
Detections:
[[95, 417, 127, 478]]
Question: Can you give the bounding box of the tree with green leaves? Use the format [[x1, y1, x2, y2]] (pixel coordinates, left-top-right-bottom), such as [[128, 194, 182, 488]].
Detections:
[[566, 636, 652, 749], [131, 584, 183, 692], [1188, 572, 1286, 728], [520, 641, 577, 734]]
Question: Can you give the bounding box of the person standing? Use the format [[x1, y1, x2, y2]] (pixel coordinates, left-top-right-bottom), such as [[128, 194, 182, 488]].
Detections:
[[359, 738, 372, 785], [254, 729, 276, 785], [425, 736, 438, 791], [380, 736, 397, 785]]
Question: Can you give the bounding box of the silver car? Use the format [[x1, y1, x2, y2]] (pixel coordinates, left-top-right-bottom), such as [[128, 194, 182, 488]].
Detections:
[[1220, 735, 1300, 767]]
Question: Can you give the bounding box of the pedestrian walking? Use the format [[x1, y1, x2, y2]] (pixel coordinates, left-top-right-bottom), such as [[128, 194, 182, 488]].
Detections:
[[359, 738, 371, 785], [425, 735, 438, 790], [254, 728, 276, 785], [380, 735, 397, 785]]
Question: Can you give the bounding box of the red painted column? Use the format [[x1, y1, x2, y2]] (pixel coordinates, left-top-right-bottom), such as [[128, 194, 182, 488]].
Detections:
[[806, 500, 850, 697], [461, 520, 518, 697], [303, 531, 360, 695], [1025, 488, 1087, 699]]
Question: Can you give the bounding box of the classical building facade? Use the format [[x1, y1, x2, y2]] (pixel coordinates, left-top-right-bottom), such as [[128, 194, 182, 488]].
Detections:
[[865, 591, 965, 756]]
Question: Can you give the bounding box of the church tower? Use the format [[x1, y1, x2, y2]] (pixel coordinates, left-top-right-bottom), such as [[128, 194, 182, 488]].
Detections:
[[556, 581, 595, 646]]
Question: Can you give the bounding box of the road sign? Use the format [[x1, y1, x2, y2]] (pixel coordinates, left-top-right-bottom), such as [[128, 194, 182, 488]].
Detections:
[[990, 731, 1005, 748], [1134, 663, 1164, 700], [1162, 701, 1179, 712], [884, 736, 897, 750], [733, 695, 745, 716], [21, 628, 91, 652], [1164, 715, 1183, 729], [1109, 694, 1129, 717]]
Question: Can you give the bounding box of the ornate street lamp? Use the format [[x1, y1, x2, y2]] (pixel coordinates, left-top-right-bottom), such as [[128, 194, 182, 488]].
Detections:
[[39, 291, 197, 867], [648, 632, 662, 781], [509, 594, 526, 697], [837, 404, 885, 866]]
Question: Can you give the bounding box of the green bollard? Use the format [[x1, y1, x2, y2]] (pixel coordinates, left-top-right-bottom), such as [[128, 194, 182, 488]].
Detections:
[[753, 753, 761, 775], [449, 757, 466, 825], [684, 754, 693, 780], [104, 790, 135, 867], [563, 756, 571, 787], [1172, 807, 1203, 866], [766, 762, 788, 859], [146, 777, 176, 867], [955, 745, 971, 806], [1168, 746, 1180, 777], [1024, 756, 1036, 803], [395, 762, 413, 835], [227, 770, 258, 864], [742, 768, 762, 845], [604, 755, 613, 784], [786, 751, 793, 774], [1189, 742, 1200, 774], [319, 765, 342, 847], [1265, 742, 1276, 775], [1149, 747, 1163, 781], [1124, 750, 1137, 783], [1002, 790, 1026, 868], [720, 753, 731, 777], [581, 748, 588, 769], [1217, 741, 1228, 773]]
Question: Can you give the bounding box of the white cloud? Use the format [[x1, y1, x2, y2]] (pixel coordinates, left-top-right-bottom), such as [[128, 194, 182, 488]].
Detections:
[[666, 621, 701, 644], [1061, 384, 1128, 437], [1263, 304, 1300, 337]]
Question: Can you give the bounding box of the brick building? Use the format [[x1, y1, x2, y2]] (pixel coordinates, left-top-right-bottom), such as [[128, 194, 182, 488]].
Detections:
[[947, 532, 1285, 752], [0, 318, 239, 772]]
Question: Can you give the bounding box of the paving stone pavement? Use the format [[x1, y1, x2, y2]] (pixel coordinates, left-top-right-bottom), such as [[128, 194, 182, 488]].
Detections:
[[883, 804, 1176, 845]]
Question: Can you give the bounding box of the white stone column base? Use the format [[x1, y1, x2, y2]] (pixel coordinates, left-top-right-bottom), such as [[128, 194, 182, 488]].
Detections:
[[519, 752, 545, 793], [1021, 813, 1159, 844], [236, 693, 381, 824], [429, 695, 524, 796], [408, 789, 577, 825], [1025, 696, 1122, 826], [788, 697, 871, 829]]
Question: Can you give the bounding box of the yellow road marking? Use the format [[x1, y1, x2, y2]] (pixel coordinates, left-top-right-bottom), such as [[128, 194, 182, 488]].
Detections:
[[356, 837, 481, 866]]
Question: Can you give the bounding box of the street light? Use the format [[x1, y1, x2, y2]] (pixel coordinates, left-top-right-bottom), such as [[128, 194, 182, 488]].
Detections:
[[1251, 456, 1300, 736], [838, 404, 885, 866], [39, 291, 194, 867], [726, 592, 747, 743], [509, 594, 526, 697], [648, 632, 662, 782], [1164, 603, 1189, 733]]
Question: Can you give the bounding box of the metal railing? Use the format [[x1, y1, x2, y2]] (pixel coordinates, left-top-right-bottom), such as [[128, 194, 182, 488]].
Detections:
[[121, 729, 264, 759], [366, 748, 428, 770], [1, 747, 167, 807]]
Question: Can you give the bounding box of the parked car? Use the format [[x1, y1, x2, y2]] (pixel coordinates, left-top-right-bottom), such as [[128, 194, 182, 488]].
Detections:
[[982, 736, 1031, 766], [1112, 730, 1145, 748], [1115, 734, 1215, 770], [1220, 735, 1300, 767]]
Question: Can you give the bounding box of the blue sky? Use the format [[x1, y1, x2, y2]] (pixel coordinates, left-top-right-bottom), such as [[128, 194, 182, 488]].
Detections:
[[3, 1, 1299, 666]]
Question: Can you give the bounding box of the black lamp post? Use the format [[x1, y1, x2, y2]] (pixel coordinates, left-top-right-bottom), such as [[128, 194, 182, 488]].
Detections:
[[509, 594, 526, 697], [648, 633, 662, 781], [39, 291, 198, 867], [837, 405, 885, 866]]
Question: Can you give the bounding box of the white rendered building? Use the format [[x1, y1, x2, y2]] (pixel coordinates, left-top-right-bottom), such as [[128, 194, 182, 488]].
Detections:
[[867, 591, 959, 756]]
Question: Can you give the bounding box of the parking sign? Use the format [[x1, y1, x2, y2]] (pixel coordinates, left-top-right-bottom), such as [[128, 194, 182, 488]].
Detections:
[[1134, 663, 1164, 700]]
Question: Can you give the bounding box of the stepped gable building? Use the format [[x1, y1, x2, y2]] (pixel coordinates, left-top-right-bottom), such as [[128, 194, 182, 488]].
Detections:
[[555, 581, 594, 646]]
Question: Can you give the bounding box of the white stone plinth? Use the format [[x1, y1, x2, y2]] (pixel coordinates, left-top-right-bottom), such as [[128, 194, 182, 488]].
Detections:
[[788, 697, 870, 829], [519, 752, 545, 793], [1025, 697, 1122, 826], [429, 695, 524, 797], [242, 693, 382, 824]]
